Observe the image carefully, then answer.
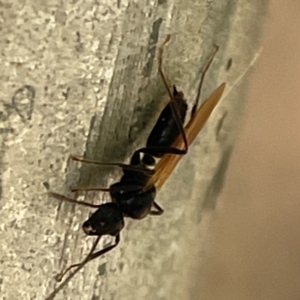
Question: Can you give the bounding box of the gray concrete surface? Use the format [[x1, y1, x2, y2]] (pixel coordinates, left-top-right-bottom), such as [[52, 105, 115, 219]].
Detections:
[[0, 1, 267, 299]]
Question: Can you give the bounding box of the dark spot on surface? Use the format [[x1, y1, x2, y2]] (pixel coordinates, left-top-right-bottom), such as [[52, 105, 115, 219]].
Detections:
[[43, 182, 50, 190], [199, 146, 233, 218], [75, 31, 84, 52], [142, 18, 163, 77], [12, 85, 35, 122], [226, 58, 233, 71], [118, 261, 124, 271], [98, 262, 107, 276], [0, 177, 2, 199], [158, 0, 167, 4], [10, 61, 23, 67], [216, 111, 228, 141], [0, 102, 14, 122], [21, 262, 32, 272], [0, 128, 14, 134], [62, 87, 70, 100]]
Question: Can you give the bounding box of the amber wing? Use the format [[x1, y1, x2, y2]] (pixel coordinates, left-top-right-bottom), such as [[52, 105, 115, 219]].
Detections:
[[145, 82, 226, 191]]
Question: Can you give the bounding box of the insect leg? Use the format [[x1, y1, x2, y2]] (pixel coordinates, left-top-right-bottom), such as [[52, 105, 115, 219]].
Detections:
[[71, 151, 149, 192], [70, 155, 154, 175], [191, 44, 219, 118], [150, 201, 164, 216], [87, 234, 120, 261], [72, 184, 144, 193], [158, 35, 189, 153], [70, 186, 111, 192], [49, 192, 101, 208], [56, 236, 101, 281], [56, 234, 120, 281]]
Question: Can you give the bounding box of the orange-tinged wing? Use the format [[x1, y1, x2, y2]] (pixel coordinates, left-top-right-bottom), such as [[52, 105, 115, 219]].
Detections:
[[145, 82, 226, 191]]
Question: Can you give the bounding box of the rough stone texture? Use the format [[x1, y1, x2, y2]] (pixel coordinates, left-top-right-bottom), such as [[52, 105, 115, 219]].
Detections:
[[0, 1, 268, 299]]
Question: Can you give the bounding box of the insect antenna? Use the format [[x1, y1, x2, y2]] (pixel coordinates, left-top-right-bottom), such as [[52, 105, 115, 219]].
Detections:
[[192, 44, 219, 117], [49, 192, 101, 208], [158, 34, 189, 153], [71, 155, 154, 175]]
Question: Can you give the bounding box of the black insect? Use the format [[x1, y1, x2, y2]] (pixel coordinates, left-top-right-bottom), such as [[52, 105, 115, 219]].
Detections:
[[49, 35, 225, 282]]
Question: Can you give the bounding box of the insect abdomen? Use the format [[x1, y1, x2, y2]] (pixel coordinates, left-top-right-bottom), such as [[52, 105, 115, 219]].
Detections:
[[146, 88, 187, 153]]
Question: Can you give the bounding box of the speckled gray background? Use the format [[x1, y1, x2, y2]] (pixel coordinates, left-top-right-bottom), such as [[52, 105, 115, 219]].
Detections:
[[0, 1, 267, 299]]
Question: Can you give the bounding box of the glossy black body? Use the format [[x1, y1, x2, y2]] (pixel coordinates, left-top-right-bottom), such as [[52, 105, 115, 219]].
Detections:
[[146, 87, 187, 153], [88, 86, 187, 232], [82, 202, 125, 236]]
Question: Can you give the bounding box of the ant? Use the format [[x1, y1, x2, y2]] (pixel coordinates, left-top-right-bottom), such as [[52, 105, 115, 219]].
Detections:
[[49, 34, 225, 282]]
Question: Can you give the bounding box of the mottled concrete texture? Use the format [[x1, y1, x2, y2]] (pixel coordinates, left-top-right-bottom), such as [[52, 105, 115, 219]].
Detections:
[[0, 1, 267, 300]]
